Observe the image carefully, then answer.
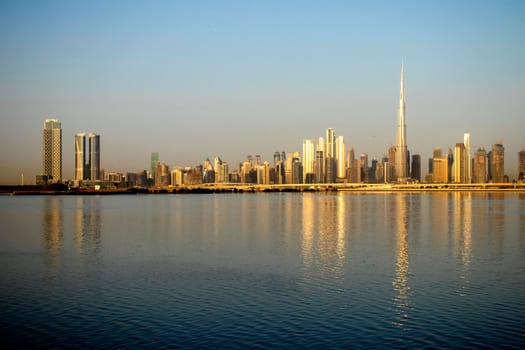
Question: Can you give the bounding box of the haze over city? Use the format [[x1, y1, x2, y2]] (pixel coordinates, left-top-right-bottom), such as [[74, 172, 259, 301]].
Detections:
[[0, 0, 523, 184]]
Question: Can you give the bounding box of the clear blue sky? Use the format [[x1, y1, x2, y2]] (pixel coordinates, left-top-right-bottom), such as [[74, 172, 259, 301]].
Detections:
[[0, 0, 523, 184]]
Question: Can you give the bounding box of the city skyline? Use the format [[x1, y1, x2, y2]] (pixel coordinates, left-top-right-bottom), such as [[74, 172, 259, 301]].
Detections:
[[0, 1, 524, 184]]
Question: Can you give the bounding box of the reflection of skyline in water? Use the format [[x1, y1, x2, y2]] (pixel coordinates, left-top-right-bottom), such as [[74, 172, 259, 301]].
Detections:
[[452, 192, 472, 296], [74, 196, 102, 256], [42, 197, 63, 273], [301, 194, 346, 285]]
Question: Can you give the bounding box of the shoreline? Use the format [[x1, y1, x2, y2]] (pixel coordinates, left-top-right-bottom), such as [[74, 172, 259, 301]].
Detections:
[[2, 183, 525, 195]]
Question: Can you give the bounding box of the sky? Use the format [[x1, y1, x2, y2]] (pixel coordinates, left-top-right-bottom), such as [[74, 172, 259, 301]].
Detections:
[[0, 0, 524, 184]]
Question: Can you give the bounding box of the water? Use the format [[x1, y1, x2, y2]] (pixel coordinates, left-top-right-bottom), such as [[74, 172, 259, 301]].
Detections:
[[1, 192, 524, 348]]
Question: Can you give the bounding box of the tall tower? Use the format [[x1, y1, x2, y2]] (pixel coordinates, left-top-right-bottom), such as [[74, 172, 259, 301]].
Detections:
[[453, 143, 466, 183], [325, 128, 336, 183], [88, 133, 100, 180], [335, 136, 346, 180], [75, 133, 87, 181], [491, 143, 505, 182], [395, 62, 408, 181], [43, 119, 62, 182], [150, 152, 159, 179], [464, 132, 471, 183], [302, 139, 315, 184], [519, 149, 525, 181]]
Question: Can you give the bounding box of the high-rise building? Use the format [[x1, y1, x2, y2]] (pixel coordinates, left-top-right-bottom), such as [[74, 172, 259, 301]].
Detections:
[[519, 149, 525, 181], [302, 139, 315, 184], [150, 152, 159, 180], [433, 157, 449, 183], [491, 143, 505, 182], [273, 151, 281, 167], [360, 153, 369, 183], [464, 132, 471, 183], [395, 62, 408, 181], [411, 154, 421, 182], [75, 133, 86, 181], [75, 132, 100, 182], [43, 119, 62, 182], [453, 143, 466, 183], [473, 147, 487, 183], [335, 136, 346, 180], [315, 150, 324, 183], [88, 133, 100, 180], [155, 162, 170, 186], [325, 130, 336, 183]]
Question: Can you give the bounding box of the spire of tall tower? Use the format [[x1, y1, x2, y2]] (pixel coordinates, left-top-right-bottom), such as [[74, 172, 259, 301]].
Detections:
[[400, 59, 405, 105]]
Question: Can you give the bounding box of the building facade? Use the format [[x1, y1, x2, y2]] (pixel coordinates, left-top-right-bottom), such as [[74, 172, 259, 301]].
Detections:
[[453, 143, 466, 183], [518, 149, 525, 181], [43, 119, 62, 182], [473, 147, 487, 183], [490, 143, 505, 182]]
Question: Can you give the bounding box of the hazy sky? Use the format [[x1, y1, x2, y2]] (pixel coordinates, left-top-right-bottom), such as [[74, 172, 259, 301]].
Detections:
[[0, 0, 524, 184]]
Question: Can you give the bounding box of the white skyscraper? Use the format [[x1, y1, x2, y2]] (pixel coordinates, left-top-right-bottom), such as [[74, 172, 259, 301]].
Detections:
[[335, 136, 346, 179], [302, 139, 315, 184], [43, 119, 62, 182], [395, 62, 408, 181], [464, 132, 471, 183]]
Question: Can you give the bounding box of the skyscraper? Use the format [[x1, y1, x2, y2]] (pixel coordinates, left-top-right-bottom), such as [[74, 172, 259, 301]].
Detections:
[[43, 119, 62, 182], [325, 129, 336, 183], [453, 143, 466, 183], [151, 152, 159, 180], [491, 143, 505, 182], [88, 133, 100, 180], [395, 62, 408, 181], [302, 139, 315, 184], [464, 132, 471, 183], [411, 154, 421, 182], [519, 149, 525, 181], [473, 147, 487, 183], [75, 132, 100, 182], [75, 133, 86, 181], [335, 136, 346, 180]]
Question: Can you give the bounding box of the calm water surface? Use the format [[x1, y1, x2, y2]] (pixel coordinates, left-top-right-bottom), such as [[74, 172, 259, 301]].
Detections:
[[1, 193, 524, 348]]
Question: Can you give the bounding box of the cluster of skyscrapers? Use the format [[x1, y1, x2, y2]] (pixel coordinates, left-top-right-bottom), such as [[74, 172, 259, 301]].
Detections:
[[38, 64, 524, 187]]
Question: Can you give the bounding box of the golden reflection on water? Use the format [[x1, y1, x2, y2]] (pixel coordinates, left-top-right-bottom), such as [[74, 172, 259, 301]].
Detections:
[[453, 193, 472, 290], [392, 195, 410, 327], [42, 197, 63, 273], [301, 194, 346, 284]]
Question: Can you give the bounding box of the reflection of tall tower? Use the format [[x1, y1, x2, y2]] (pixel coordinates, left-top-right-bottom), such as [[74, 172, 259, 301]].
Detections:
[[42, 197, 63, 272], [392, 195, 410, 326], [43, 119, 62, 181], [395, 62, 408, 181]]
